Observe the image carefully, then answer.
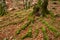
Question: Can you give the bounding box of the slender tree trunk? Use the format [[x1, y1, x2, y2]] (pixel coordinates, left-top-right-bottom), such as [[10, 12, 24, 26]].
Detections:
[[23, 0, 33, 9], [33, 0, 49, 16], [0, 0, 7, 16]]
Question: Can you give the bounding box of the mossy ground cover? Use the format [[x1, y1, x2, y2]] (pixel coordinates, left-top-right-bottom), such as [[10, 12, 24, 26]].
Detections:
[[0, 0, 60, 40]]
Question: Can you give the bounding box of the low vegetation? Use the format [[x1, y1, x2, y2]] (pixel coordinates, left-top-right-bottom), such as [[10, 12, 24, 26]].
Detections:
[[0, 0, 60, 40]]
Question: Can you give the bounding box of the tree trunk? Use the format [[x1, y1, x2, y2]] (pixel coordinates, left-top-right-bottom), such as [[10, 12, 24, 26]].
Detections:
[[0, 0, 7, 16], [23, 0, 33, 9], [33, 0, 49, 16]]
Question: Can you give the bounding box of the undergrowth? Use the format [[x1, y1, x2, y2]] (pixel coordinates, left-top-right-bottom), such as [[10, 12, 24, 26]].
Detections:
[[21, 27, 32, 40], [41, 27, 49, 40], [41, 19, 60, 38]]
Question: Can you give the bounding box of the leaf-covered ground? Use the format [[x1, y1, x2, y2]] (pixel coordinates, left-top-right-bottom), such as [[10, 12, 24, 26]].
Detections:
[[0, 0, 60, 40]]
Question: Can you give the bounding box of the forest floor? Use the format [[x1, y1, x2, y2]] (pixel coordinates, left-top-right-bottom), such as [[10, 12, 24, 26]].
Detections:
[[0, 0, 60, 40]]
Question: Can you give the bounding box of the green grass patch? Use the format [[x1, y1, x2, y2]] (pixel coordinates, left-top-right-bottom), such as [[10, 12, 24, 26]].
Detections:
[[28, 12, 34, 16], [28, 17, 34, 23], [21, 27, 32, 39], [49, 11, 56, 24], [41, 20, 60, 38], [16, 29, 21, 35], [41, 20, 58, 33], [21, 21, 31, 30], [38, 17, 60, 38], [41, 27, 49, 40], [34, 29, 39, 38], [55, 32, 60, 38]]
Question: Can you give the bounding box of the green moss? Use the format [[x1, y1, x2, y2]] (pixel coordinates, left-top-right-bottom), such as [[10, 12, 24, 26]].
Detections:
[[49, 11, 55, 23], [21, 27, 32, 39], [16, 29, 21, 35], [41, 19, 60, 38], [21, 21, 31, 30], [29, 12, 34, 16], [41, 27, 49, 40], [35, 29, 39, 38], [41, 20, 58, 33], [28, 17, 34, 23], [42, 20, 58, 33], [55, 32, 60, 38]]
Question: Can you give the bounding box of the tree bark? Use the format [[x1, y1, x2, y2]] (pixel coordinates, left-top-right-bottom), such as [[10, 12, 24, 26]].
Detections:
[[33, 0, 49, 16], [23, 0, 33, 9], [0, 0, 7, 16]]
